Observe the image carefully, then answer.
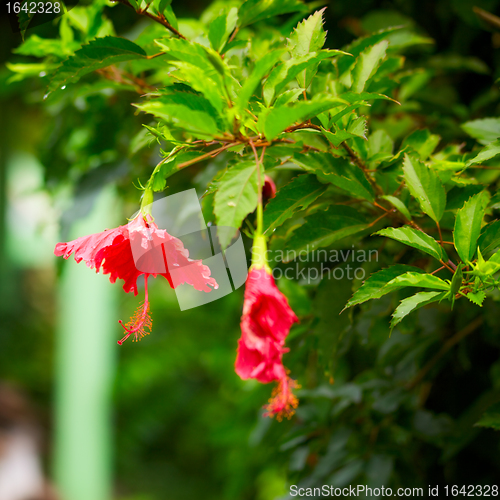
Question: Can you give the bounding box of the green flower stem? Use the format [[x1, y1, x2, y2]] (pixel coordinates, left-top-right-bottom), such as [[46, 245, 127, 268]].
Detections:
[[140, 187, 154, 216]]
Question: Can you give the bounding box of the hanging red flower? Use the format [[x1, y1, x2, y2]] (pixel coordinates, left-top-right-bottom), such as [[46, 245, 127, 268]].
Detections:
[[54, 213, 218, 344], [235, 265, 299, 421]]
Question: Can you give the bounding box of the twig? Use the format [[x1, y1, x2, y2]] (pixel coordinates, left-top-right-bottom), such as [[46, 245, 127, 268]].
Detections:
[[474, 6, 500, 30], [408, 220, 425, 232], [373, 201, 391, 213], [285, 122, 322, 133], [436, 221, 444, 246], [112, 0, 187, 39], [447, 259, 457, 271], [439, 259, 455, 273], [430, 266, 445, 275], [227, 26, 239, 45], [392, 179, 405, 197], [96, 66, 155, 94], [342, 142, 384, 197], [176, 142, 239, 169], [246, 109, 258, 121], [368, 212, 389, 228]]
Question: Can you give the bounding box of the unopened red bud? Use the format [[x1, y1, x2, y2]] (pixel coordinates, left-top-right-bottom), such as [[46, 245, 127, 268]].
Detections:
[[263, 175, 276, 200]]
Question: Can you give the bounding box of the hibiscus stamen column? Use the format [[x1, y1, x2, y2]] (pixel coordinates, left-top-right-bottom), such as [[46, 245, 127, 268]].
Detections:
[[118, 276, 152, 345], [117, 188, 154, 345], [235, 142, 300, 421]]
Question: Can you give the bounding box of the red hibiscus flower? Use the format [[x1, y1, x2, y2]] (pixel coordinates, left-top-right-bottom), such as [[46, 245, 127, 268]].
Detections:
[[235, 265, 299, 420], [54, 213, 218, 344]]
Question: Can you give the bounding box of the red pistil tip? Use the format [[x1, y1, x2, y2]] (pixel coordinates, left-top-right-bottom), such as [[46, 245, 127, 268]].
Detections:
[[264, 376, 300, 422]]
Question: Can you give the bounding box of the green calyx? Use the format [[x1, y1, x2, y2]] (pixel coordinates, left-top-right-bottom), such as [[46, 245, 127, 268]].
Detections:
[[251, 233, 271, 273], [140, 188, 154, 216]]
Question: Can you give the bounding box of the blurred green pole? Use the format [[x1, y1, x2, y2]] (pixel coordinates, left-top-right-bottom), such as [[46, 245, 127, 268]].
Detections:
[[54, 187, 118, 500]]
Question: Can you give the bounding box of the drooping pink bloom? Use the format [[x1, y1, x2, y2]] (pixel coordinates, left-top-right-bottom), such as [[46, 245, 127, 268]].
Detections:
[[54, 213, 218, 344], [235, 266, 299, 420]]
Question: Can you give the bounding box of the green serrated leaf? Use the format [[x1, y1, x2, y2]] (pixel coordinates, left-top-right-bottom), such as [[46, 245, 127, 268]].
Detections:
[[453, 191, 489, 263], [288, 8, 326, 56], [462, 118, 500, 145], [401, 129, 441, 160], [163, 4, 179, 31], [337, 26, 401, 76], [263, 175, 327, 234], [238, 0, 308, 28], [466, 291, 486, 307], [344, 264, 424, 310], [369, 130, 394, 157], [385, 272, 450, 291], [380, 195, 411, 220], [391, 291, 445, 331], [348, 116, 367, 139], [134, 93, 221, 138], [168, 61, 226, 114], [235, 49, 286, 114], [154, 38, 232, 114], [403, 153, 446, 223], [152, 0, 170, 14], [339, 91, 398, 105], [288, 8, 327, 87], [351, 40, 389, 93], [154, 37, 229, 81], [466, 139, 500, 167], [274, 88, 304, 108], [375, 226, 447, 261], [469, 248, 500, 277], [262, 99, 343, 140], [208, 7, 238, 52], [290, 152, 375, 201], [347, 271, 449, 311], [47, 36, 147, 94], [214, 161, 264, 247], [478, 220, 500, 255], [263, 50, 345, 106], [150, 0, 178, 29], [321, 126, 359, 147], [285, 205, 369, 256]]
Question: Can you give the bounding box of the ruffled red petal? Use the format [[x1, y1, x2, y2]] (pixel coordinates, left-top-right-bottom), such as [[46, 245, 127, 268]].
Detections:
[[242, 267, 298, 344], [54, 214, 217, 295], [235, 336, 287, 383]]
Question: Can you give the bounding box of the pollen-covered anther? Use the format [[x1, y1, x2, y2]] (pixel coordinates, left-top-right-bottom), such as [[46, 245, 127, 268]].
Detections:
[[117, 277, 152, 345], [264, 376, 300, 422], [117, 301, 152, 345]]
